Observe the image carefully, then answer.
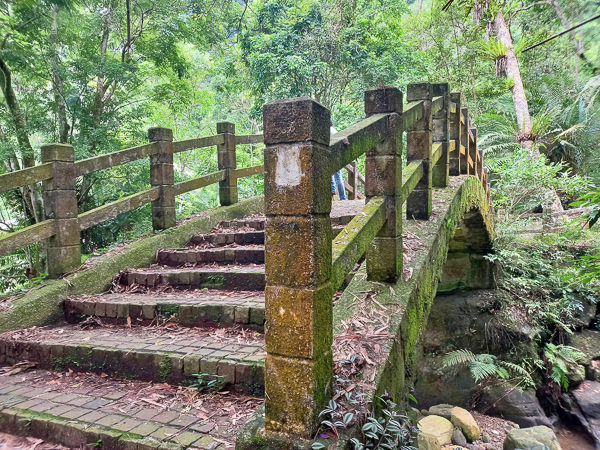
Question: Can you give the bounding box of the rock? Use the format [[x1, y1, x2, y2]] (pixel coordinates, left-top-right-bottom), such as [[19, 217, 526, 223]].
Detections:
[[568, 364, 586, 386], [429, 403, 454, 420], [421, 409, 431, 416], [452, 428, 468, 446], [502, 426, 561, 450], [418, 415, 453, 446], [451, 407, 481, 442], [567, 329, 600, 365], [411, 407, 424, 421], [571, 298, 597, 328], [482, 445, 497, 450], [482, 431, 491, 443], [587, 360, 600, 381], [570, 380, 600, 445], [417, 432, 441, 450], [476, 386, 553, 429]]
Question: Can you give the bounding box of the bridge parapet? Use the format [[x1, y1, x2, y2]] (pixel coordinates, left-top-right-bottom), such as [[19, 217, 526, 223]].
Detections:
[[261, 82, 492, 439]]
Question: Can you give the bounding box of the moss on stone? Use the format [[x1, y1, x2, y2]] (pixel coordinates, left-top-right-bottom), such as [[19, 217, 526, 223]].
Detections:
[[0, 195, 264, 333]]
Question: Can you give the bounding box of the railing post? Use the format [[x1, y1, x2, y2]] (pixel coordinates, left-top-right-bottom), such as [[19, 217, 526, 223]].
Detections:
[[460, 108, 469, 175], [449, 92, 462, 176], [217, 121, 238, 206], [262, 97, 332, 437], [41, 144, 80, 278], [348, 162, 358, 200], [364, 86, 403, 281], [478, 147, 484, 181], [432, 83, 449, 188], [469, 126, 478, 178], [148, 127, 175, 231], [406, 82, 433, 220]]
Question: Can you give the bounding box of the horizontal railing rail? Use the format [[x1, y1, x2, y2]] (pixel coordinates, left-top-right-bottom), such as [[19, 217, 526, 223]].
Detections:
[[0, 125, 266, 277]]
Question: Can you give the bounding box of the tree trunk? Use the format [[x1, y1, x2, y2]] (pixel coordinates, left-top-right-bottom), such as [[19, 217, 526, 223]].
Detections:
[[50, 4, 69, 144], [493, 10, 564, 212], [0, 57, 45, 223]]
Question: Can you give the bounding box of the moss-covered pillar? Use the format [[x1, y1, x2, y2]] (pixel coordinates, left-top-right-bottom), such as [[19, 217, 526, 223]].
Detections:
[[460, 108, 469, 175], [262, 97, 333, 438], [41, 144, 81, 278], [148, 127, 175, 231], [217, 121, 238, 206], [477, 147, 484, 182], [449, 92, 461, 176], [406, 82, 432, 220], [469, 126, 478, 179], [364, 86, 403, 281], [432, 83, 449, 188]]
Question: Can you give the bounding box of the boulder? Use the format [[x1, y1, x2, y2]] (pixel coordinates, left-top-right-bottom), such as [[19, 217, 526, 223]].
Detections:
[[429, 404, 454, 420], [567, 364, 586, 386], [586, 359, 600, 381], [502, 426, 561, 450], [452, 428, 467, 446], [571, 298, 597, 328], [418, 415, 453, 446], [417, 432, 441, 450], [570, 380, 600, 444], [566, 329, 600, 365], [476, 386, 553, 429], [451, 407, 481, 442], [481, 431, 491, 443]]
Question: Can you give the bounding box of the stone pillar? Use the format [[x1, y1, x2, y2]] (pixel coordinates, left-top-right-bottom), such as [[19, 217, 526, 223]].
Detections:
[[41, 144, 80, 278], [432, 83, 449, 188], [217, 122, 238, 206], [406, 82, 433, 220], [449, 92, 461, 176], [460, 108, 469, 175], [469, 126, 478, 178], [149, 127, 175, 231], [478, 147, 484, 181], [364, 86, 403, 281], [262, 97, 333, 438]]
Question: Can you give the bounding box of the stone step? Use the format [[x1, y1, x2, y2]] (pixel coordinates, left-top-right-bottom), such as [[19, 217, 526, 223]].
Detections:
[[0, 324, 265, 392], [157, 247, 265, 266], [219, 218, 265, 230], [122, 266, 265, 290], [0, 368, 262, 449], [189, 231, 264, 247], [65, 293, 265, 330]]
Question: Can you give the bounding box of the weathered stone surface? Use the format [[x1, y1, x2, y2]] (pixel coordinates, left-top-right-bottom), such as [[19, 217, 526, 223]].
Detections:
[[502, 426, 561, 450], [451, 407, 480, 442], [451, 428, 467, 447], [476, 386, 552, 429], [417, 432, 441, 450], [567, 329, 600, 365], [570, 380, 600, 445], [418, 415, 453, 445], [571, 298, 597, 328], [428, 404, 454, 420]]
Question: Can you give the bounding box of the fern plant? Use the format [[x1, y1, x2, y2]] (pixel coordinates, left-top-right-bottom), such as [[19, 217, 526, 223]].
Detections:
[[543, 344, 585, 390], [443, 349, 534, 386]]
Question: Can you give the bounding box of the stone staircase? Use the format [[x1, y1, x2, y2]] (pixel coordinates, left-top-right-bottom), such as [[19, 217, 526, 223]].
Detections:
[[0, 202, 365, 449]]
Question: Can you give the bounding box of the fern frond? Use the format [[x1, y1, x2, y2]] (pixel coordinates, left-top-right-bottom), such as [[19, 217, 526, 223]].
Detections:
[[443, 349, 476, 368]]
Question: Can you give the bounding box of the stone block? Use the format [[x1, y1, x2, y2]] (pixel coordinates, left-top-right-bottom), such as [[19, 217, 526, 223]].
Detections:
[[184, 355, 201, 377], [265, 353, 332, 437], [364, 155, 402, 197], [264, 215, 332, 288], [217, 360, 236, 385], [148, 127, 173, 142], [367, 236, 402, 282], [46, 245, 81, 278], [407, 82, 432, 102], [407, 187, 432, 220], [217, 121, 235, 134], [222, 305, 235, 325], [364, 86, 403, 115], [235, 306, 250, 324], [41, 143, 75, 162], [265, 284, 333, 359], [407, 131, 432, 161], [43, 190, 78, 219], [263, 97, 330, 146]]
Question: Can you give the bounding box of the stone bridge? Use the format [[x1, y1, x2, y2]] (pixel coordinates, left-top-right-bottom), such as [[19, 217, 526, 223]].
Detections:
[[0, 83, 493, 450]]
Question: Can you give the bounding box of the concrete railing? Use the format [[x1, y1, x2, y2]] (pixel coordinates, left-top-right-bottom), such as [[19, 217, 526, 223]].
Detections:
[[0, 122, 264, 278], [261, 83, 491, 438]]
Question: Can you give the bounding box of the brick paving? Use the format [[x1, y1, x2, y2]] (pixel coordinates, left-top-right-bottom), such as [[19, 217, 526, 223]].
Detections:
[[0, 325, 265, 389], [0, 369, 263, 449]]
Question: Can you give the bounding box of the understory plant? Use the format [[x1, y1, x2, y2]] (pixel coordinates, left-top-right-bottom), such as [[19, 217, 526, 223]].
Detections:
[[312, 390, 418, 450]]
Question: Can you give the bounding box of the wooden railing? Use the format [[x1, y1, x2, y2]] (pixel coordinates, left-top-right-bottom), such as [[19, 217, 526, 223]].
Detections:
[[261, 83, 491, 437], [0, 122, 264, 277]]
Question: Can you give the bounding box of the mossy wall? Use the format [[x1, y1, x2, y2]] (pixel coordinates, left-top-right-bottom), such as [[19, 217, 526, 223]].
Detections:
[[0, 196, 264, 333]]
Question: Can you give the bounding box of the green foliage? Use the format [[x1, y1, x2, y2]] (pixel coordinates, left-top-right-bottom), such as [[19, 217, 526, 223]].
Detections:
[[443, 349, 535, 386], [190, 372, 226, 392], [543, 343, 584, 390]]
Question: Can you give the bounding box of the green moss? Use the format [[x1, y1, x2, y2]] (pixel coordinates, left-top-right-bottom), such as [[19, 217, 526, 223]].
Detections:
[[159, 358, 173, 382], [157, 304, 179, 317]]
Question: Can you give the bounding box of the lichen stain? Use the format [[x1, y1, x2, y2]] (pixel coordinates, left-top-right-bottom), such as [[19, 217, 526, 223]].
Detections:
[[275, 145, 302, 188]]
